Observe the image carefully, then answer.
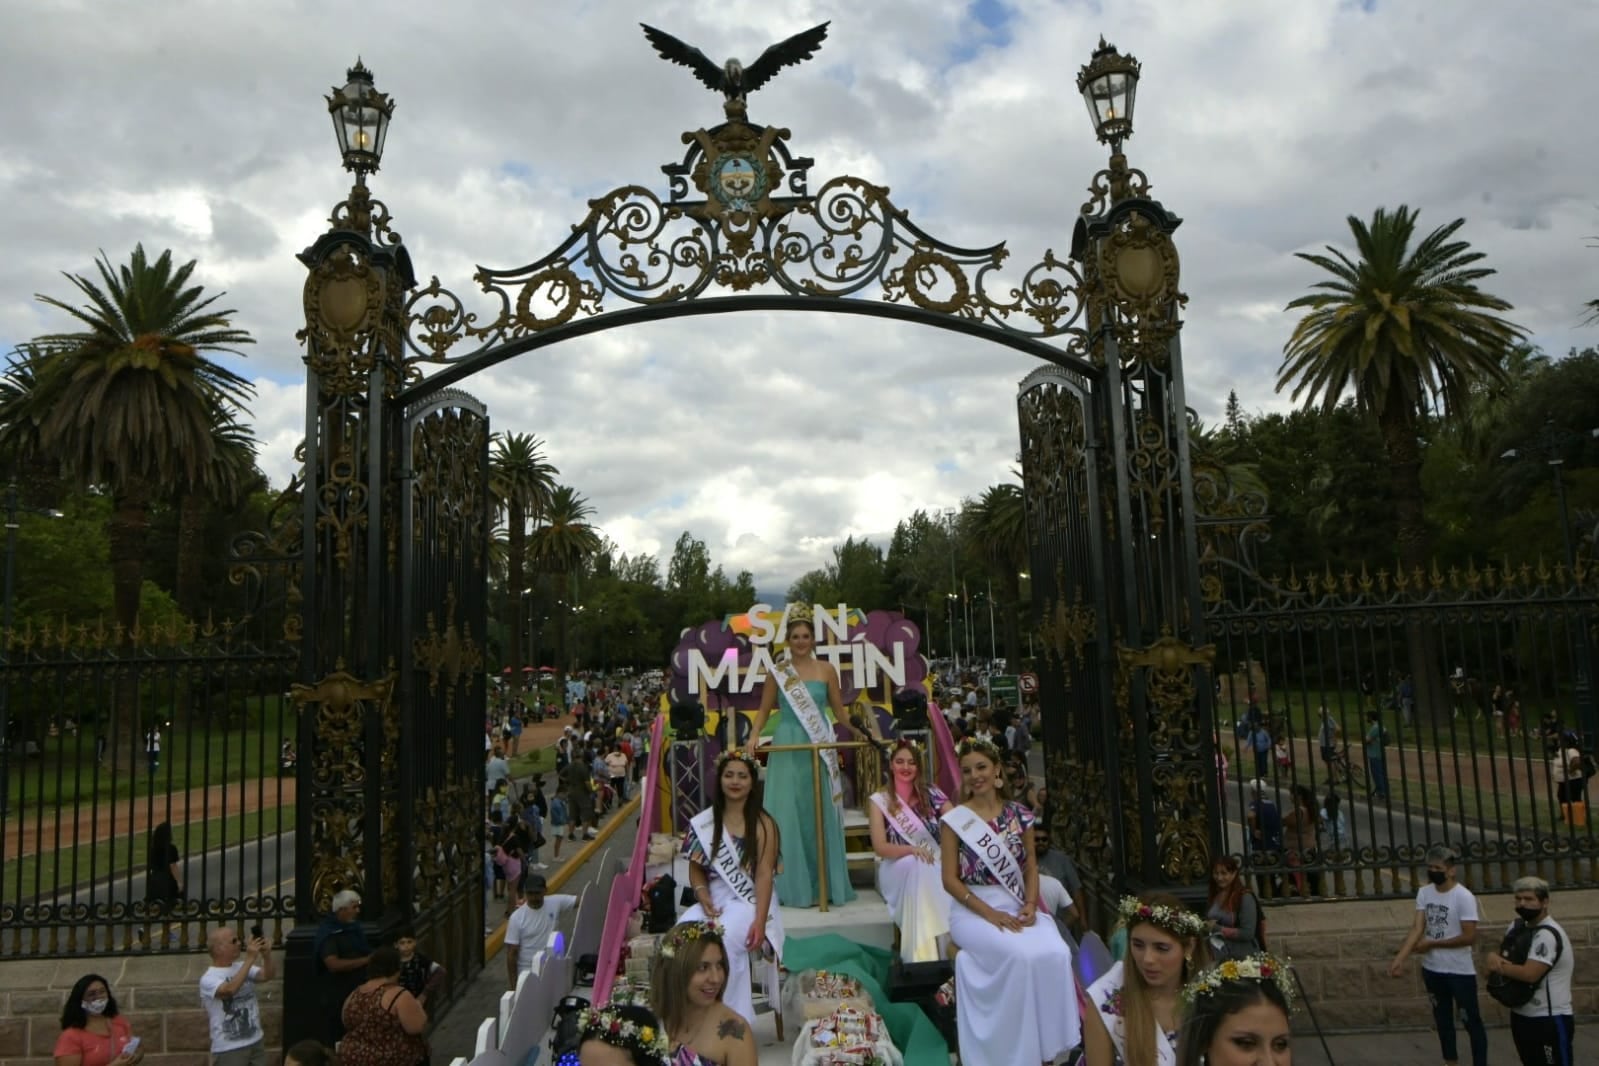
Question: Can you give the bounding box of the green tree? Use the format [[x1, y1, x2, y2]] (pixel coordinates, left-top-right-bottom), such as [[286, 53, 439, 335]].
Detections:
[[1279, 206, 1526, 719], [528, 484, 600, 700], [1, 246, 254, 761], [173, 413, 259, 620], [490, 433, 558, 694], [963, 484, 1027, 664]]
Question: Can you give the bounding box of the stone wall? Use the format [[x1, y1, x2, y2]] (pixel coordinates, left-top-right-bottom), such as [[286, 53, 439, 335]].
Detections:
[[0, 955, 282, 1066], [1271, 887, 1599, 1032]]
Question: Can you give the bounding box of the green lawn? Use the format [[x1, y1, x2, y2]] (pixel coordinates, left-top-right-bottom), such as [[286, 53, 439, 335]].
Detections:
[[507, 746, 557, 779], [2, 804, 296, 899], [4, 694, 292, 812]]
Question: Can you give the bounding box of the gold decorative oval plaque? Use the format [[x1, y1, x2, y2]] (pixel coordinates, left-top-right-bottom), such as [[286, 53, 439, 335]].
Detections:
[[320, 275, 371, 331], [1113, 245, 1164, 299]]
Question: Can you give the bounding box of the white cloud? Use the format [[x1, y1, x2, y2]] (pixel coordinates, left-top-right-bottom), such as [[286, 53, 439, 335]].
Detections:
[[4, 0, 1597, 593]]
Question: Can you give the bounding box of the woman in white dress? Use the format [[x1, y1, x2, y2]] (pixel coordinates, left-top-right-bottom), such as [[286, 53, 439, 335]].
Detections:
[[939, 737, 1078, 1066], [1083, 894, 1211, 1066], [677, 750, 784, 1030], [867, 739, 953, 963]]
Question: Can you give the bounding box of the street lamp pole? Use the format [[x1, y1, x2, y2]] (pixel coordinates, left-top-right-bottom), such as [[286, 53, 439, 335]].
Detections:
[[1, 481, 16, 794]]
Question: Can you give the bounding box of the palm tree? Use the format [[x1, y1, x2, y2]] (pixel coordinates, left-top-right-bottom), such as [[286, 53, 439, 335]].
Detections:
[[963, 483, 1028, 665], [528, 485, 601, 705], [489, 433, 558, 695], [175, 412, 261, 621], [12, 245, 254, 761], [1279, 206, 1526, 721]]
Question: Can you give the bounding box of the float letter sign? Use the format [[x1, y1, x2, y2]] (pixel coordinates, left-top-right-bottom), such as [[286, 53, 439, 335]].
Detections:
[[685, 603, 909, 696]]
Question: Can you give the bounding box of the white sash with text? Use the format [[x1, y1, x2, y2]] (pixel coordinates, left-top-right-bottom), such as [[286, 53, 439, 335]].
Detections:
[[870, 790, 938, 854], [774, 661, 844, 815], [940, 804, 1026, 906]]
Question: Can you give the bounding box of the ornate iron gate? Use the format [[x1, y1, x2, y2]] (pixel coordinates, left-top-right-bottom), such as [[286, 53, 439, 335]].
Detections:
[[1020, 188, 1222, 904], [398, 390, 491, 983], [284, 36, 1222, 1027]]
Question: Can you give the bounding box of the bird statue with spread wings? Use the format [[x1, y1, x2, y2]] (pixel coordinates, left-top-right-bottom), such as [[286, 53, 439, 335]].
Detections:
[[640, 21, 829, 117]]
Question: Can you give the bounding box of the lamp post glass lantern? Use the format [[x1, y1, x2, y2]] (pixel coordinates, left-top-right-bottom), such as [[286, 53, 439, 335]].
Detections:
[[327, 58, 393, 176], [1077, 37, 1140, 149]]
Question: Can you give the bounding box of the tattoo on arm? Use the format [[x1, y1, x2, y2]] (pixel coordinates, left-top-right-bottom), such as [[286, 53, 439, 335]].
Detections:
[[716, 1017, 747, 1040]]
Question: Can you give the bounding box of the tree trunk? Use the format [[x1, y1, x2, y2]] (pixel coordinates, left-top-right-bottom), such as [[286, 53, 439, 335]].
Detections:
[[1000, 572, 1023, 666], [175, 490, 207, 620], [507, 504, 525, 697], [554, 571, 571, 714], [1379, 399, 1447, 726], [108, 479, 151, 775]]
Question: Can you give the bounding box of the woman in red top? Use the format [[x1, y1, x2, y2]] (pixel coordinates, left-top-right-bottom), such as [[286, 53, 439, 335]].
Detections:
[[53, 974, 143, 1066]]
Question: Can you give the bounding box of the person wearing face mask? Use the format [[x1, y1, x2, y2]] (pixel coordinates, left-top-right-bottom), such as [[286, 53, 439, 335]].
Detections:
[[54, 975, 143, 1066], [1387, 844, 1485, 1066], [1486, 876, 1575, 1066]]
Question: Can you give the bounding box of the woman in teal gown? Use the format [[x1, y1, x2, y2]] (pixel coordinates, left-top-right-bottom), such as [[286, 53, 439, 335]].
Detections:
[[749, 610, 855, 908]]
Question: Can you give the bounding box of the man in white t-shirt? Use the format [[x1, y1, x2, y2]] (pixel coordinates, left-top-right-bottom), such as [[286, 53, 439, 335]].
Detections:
[[1388, 845, 1486, 1066], [1487, 875, 1575, 1066], [503, 874, 578, 987], [198, 925, 275, 1066]]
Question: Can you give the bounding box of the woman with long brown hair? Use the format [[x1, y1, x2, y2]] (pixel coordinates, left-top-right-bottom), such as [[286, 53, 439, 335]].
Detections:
[[677, 750, 782, 1030], [939, 737, 1077, 1066], [868, 738, 954, 963], [1082, 894, 1211, 1066], [748, 604, 854, 908], [1206, 857, 1262, 961], [648, 922, 757, 1066]]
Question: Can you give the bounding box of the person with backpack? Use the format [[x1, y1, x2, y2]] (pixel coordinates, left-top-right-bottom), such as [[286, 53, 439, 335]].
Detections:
[[1388, 844, 1486, 1066], [1487, 875, 1574, 1066]]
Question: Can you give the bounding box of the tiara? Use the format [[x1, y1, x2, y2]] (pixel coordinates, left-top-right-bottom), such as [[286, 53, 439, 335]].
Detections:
[[957, 737, 1003, 763], [576, 1005, 669, 1059], [787, 603, 815, 625], [1182, 953, 1296, 1009], [1116, 896, 1210, 941], [659, 920, 724, 959], [887, 736, 925, 754]]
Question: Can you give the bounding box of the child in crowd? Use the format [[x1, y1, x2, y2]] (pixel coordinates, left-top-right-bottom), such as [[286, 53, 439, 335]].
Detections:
[[394, 926, 445, 1011]]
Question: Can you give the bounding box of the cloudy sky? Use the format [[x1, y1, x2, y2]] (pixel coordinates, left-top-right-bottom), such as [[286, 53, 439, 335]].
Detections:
[[3, 0, 1596, 593]]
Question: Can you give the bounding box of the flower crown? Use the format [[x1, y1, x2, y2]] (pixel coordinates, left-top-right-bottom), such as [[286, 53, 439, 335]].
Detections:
[[887, 736, 925, 755], [957, 737, 1004, 764], [659, 920, 724, 959], [716, 747, 758, 773], [576, 1005, 669, 1059], [1117, 896, 1210, 941], [1182, 953, 1296, 1009]]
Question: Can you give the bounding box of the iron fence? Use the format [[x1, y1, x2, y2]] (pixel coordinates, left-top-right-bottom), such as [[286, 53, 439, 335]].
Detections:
[[0, 502, 300, 959], [1205, 557, 1599, 899]]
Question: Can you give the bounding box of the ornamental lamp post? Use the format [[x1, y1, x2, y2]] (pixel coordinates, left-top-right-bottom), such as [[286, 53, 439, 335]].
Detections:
[[328, 59, 393, 180], [1077, 37, 1140, 153]]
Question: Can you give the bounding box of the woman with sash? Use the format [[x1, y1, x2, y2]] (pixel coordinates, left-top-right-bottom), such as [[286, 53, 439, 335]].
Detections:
[[748, 604, 854, 908], [868, 738, 953, 963], [1082, 894, 1211, 1066], [939, 737, 1078, 1066], [678, 750, 784, 1030]]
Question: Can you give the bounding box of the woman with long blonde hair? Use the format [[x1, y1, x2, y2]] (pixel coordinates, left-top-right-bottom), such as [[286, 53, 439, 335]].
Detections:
[[867, 738, 953, 963], [1083, 894, 1212, 1066]]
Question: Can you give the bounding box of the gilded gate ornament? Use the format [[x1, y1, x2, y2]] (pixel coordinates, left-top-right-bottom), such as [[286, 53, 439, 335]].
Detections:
[[291, 662, 396, 911], [299, 244, 387, 397], [1038, 576, 1097, 682]]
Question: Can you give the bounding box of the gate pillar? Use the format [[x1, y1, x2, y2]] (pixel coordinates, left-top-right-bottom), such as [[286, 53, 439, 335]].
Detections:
[[1032, 148, 1220, 902], [283, 151, 414, 1045]]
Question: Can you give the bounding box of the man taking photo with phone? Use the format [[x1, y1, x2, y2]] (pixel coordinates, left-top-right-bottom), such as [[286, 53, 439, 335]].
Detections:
[[199, 925, 275, 1066]]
